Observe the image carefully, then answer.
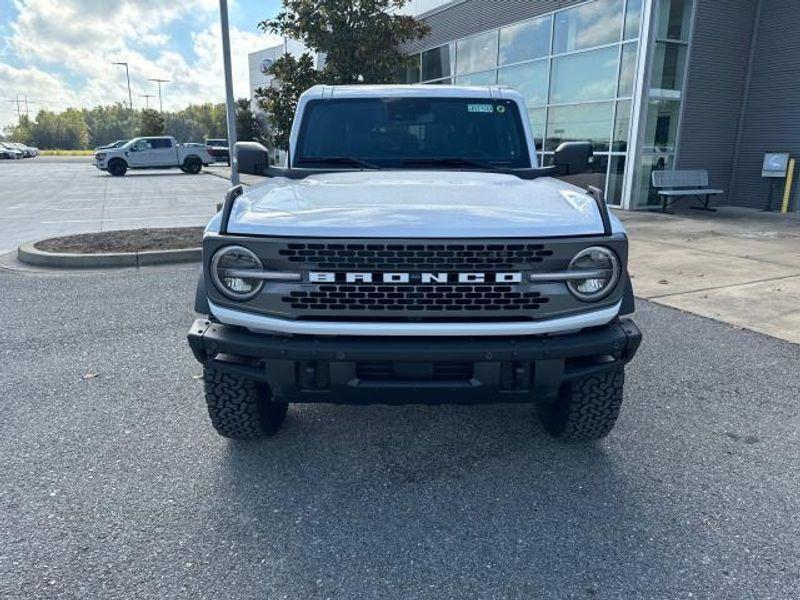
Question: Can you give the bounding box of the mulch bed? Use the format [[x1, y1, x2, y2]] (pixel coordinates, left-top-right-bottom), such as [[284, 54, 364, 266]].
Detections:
[[35, 227, 204, 254]]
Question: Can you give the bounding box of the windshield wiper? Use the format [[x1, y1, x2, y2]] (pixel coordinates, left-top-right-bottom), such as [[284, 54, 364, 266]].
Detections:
[[400, 157, 502, 170], [295, 156, 381, 169]]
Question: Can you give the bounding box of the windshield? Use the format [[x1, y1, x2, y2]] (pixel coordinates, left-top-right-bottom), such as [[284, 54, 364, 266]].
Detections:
[[295, 97, 531, 169]]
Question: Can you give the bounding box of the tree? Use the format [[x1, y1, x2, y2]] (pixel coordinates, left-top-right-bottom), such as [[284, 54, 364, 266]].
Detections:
[[261, 0, 429, 84], [235, 98, 266, 143], [139, 109, 165, 136], [256, 0, 429, 148], [8, 109, 89, 149], [164, 103, 227, 143], [255, 53, 319, 149], [84, 103, 137, 147]]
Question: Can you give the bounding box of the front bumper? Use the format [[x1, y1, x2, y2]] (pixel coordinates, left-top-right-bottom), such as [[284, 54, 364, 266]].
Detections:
[[187, 318, 642, 404]]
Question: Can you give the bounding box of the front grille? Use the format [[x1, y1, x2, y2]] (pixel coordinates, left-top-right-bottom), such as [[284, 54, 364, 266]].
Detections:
[[282, 284, 549, 312], [278, 243, 553, 270]]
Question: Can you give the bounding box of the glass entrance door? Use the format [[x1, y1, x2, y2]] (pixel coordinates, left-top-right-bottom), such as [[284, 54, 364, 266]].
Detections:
[[630, 0, 695, 208]]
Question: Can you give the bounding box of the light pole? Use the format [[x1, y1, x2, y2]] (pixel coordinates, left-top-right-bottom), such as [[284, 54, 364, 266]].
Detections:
[[112, 62, 133, 110], [219, 0, 239, 185], [139, 94, 155, 109], [148, 78, 170, 112]]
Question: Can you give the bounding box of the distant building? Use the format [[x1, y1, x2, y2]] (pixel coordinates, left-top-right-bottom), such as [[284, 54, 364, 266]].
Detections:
[[248, 39, 319, 100]]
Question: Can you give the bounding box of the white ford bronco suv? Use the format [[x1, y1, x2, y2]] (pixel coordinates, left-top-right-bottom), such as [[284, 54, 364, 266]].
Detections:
[[94, 136, 211, 176], [187, 85, 641, 441]]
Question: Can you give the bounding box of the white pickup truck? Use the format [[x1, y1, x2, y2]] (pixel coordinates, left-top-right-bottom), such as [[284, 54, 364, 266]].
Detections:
[[188, 85, 641, 442], [93, 136, 212, 176]]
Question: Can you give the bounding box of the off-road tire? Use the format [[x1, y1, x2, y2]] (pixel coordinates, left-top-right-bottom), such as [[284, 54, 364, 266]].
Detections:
[[183, 156, 202, 174], [108, 158, 127, 176], [203, 365, 288, 439], [536, 368, 625, 441]]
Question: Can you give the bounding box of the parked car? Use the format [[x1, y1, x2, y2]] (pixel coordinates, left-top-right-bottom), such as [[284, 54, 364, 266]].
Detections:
[[95, 140, 127, 150], [93, 136, 212, 176], [7, 142, 36, 157], [188, 85, 641, 442], [0, 142, 24, 159], [205, 138, 229, 165]]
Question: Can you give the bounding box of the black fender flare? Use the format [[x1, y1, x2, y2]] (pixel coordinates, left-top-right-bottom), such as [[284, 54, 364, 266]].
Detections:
[[194, 266, 210, 315], [619, 272, 635, 315]]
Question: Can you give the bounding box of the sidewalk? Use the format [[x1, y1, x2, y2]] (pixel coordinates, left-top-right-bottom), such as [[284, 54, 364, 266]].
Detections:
[[618, 207, 800, 344]]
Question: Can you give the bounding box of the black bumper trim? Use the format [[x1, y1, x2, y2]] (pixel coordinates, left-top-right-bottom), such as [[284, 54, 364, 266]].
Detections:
[[187, 318, 641, 404]]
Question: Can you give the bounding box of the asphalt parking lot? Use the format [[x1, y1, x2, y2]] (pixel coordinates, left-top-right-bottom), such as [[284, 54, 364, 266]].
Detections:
[[0, 157, 228, 253], [2, 264, 799, 599]]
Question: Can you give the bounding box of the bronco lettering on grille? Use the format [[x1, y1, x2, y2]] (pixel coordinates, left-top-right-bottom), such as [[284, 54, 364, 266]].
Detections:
[[308, 272, 523, 284]]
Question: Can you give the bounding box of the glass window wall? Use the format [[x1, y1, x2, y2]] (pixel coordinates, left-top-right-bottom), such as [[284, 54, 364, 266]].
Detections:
[[421, 44, 453, 81], [546, 102, 614, 152], [499, 16, 552, 65], [553, 0, 624, 54], [527, 108, 546, 152], [456, 31, 498, 75], [498, 60, 549, 107], [454, 70, 497, 86], [624, 0, 644, 39], [654, 0, 693, 40], [650, 42, 687, 92], [618, 42, 638, 97], [612, 100, 632, 152], [550, 45, 619, 103]]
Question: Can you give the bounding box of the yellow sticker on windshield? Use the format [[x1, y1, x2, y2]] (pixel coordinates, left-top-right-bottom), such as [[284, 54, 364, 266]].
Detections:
[[467, 104, 494, 113]]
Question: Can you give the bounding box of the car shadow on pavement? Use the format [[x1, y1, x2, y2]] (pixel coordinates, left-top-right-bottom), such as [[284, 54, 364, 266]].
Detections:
[[203, 403, 681, 596], [95, 172, 205, 179]]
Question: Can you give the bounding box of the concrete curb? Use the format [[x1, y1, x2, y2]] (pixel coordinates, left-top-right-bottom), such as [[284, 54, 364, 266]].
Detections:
[[17, 240, 201, 269]]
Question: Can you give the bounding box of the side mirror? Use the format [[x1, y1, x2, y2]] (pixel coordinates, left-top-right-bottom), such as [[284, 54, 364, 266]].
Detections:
[[235, 141, 270, 175], [553, 141, 593, 175]]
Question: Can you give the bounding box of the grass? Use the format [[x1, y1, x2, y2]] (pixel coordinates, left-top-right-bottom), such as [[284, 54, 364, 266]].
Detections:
[[41, 149, 95, 156]]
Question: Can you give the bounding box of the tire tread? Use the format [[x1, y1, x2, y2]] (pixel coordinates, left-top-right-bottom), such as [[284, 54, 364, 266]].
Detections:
[[203, 366, 287, 439], [537, 369, 625, 441]]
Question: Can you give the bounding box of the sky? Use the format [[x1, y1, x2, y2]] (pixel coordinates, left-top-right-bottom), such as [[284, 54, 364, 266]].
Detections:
[[0, 0, 284, 129]]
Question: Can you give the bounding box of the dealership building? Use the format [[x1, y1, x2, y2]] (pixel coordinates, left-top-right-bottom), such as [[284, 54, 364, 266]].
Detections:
[[250, 0, 800, 211]]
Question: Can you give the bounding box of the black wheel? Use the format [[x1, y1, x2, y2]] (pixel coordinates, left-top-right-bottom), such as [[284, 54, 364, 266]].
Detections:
[[536, 368, 625, 441], [108, 158, 127, 176], [183, 156, 202, 174], [203, 365, 288, 439]]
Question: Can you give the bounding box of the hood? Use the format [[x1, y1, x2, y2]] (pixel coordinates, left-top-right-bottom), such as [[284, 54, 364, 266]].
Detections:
[[226, 170, 618, 238]]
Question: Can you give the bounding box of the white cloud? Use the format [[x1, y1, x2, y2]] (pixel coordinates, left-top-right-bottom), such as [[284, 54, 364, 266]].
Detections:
[[2, 0, 279, 128], [0, 63, 79, 127]]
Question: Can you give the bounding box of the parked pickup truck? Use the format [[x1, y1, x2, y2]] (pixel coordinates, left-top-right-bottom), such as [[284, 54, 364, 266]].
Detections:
[[187, 85, 641, 442], [94, 136, 211, 176], [205, 138, 230, 165]]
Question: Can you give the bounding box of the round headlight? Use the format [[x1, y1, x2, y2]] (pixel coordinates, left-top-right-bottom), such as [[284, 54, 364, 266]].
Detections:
[[566, 246, 620, 301], [210, 245, 264, 301]]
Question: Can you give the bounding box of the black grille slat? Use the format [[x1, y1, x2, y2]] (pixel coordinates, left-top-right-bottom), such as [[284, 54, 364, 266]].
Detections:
[[278, 242, 552, 270], [282, 284, 549, 312], [356, 362, 474, 381]]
